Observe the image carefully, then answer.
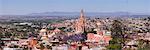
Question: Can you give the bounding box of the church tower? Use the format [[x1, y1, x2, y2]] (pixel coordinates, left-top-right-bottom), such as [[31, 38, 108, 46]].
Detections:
[[75, 9, 86, 33]]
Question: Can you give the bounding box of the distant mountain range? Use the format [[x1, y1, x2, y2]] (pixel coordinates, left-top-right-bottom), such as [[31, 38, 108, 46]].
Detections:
[[0, 12, 149, 21], [28, 12, 150, 16]]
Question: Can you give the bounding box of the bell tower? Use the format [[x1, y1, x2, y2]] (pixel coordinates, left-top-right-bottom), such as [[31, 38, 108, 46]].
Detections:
[[75, 9, 86, 33]]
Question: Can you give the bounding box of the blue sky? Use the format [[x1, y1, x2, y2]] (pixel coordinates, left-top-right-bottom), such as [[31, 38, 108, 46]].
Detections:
[[0, 0, 150, 15]]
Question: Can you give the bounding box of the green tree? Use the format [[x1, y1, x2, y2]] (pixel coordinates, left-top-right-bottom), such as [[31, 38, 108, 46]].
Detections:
[[148, 17, 150, 21], [0, 33, 3, 38], [107, 20, 125, 50], [111, 20, 125, 37], [40, 43, 45, 50], [138, 43, 150, 50], [5, 32, 12, 38], [138, 40, 150, 50]]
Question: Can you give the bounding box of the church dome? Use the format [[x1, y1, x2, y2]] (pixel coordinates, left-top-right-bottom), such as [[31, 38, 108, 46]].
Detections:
[[40, 29, 47, 33]]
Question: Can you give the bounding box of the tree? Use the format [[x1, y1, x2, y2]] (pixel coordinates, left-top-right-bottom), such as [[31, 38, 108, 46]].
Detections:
[[5, 32, 12, 38], [148, 17, 150, 21], [40, 43, 45, 50], [58, 27, 66, 31], [107, 20, 125, 50], [138, 43, 150, 50], [0, 33, 3, 38], [138, 39, 150, 50], [111, 20, 124, 37]]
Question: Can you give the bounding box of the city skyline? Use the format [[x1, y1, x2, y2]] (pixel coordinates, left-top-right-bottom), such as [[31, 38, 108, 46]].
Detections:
[[0, 0, 150, 15]]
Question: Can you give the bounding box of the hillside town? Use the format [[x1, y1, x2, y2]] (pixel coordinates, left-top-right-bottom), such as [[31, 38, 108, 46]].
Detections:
[[0, 10, 150, 50]]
